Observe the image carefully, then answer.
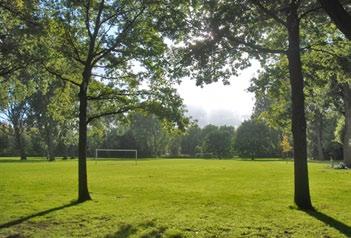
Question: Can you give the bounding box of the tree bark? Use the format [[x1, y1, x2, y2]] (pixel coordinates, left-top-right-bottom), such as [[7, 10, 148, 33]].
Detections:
[[77, 71, 91, 202], [343, 85, 351, 167], [287, 5, 313, 210]]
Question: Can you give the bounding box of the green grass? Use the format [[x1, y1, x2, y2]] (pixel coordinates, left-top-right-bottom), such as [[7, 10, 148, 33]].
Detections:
[[0, 158, 350, 237]]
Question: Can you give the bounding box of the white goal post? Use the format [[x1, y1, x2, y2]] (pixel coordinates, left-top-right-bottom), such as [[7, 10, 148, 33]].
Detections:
[[95, 149, 138, 164]]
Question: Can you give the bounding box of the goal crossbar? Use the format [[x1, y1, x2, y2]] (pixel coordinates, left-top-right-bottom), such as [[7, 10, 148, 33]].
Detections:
[[95, 149, 138, 163]]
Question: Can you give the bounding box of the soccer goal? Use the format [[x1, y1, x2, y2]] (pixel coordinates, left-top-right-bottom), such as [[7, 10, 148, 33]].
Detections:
[[95, 149, 138, 164]]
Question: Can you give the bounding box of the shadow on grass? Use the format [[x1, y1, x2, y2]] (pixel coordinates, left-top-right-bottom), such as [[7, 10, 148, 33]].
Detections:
[[0, 201, 79, 229], [238, 158, 290, 162], [105, 224, 137, 238], [0, 159, 49, 163], [306, 210, 351, 237], [105, 221, 180, 238]]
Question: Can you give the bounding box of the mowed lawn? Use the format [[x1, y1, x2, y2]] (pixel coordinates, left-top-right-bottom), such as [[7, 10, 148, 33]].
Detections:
[[0, 158, 350, 238]]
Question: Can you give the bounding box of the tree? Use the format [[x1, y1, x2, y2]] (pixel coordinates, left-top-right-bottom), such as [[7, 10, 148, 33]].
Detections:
[[1, 101, 29, 160], [177, 0, 320, 209], [180, 124, 203, 156], [250, 28, 351, 163], [281, 134, 292, 158], [0, 122, 12, 156], [299, 28, 351, 165], [28, 79, 63, 161], [168, 135, 182, 157], [0, 69, 37, 160], [234, 119, 280, 159], [41, 0, 188, 202], [0, 1, 42, 79], [129, 113, 169, 157], [203, 126, 234, 158], [337, 58, 351, 167], [315, 0, 351, 166]]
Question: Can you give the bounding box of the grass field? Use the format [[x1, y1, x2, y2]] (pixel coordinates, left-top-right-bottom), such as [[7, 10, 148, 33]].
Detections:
[[0, 158, 350, 238]]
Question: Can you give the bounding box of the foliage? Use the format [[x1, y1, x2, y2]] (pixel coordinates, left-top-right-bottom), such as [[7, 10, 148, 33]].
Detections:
[[334, 116, 345, 145], [203, 126, 235, 158], [280, 134, 292, 157], [0, 0, 42, 79], [180, 124, 203, 156], [234, 119, 281, 158], [40, 0, 190, 129]]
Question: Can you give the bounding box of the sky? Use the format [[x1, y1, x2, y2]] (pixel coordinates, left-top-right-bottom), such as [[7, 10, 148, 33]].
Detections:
[[176, 61, 260, 127]]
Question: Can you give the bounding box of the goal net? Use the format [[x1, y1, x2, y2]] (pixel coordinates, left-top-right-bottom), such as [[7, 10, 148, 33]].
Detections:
[[95, 149, 138, 163]]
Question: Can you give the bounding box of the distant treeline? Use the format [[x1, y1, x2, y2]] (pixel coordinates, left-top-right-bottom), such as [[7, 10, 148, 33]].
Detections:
[[0, 111, 342, 160]]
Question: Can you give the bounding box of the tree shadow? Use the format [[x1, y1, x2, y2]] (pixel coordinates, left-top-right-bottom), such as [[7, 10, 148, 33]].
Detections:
[[305, 210, 351, 237], [105, 224, 137, 238], [0, 200, 79, 229], [105, 221, 178, 238], [0, 159, 47, 163], [238, 158, 289, 162]]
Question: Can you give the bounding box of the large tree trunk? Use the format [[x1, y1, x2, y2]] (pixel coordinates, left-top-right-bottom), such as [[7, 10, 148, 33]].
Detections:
[[287, 5, 313, 210], [77, 73, 91, 202], [343, 85, 351, 167]]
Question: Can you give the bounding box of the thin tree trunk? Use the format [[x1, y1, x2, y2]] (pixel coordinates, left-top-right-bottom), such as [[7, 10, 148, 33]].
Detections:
[[14, 123, 26, 160], [312, 112, 325, 160], [45, 124, 55, 161], [287, 5, 313, 210], [77, 73, 91, 202], [343, 85, 351, 167], [316, 115, 325, 160]]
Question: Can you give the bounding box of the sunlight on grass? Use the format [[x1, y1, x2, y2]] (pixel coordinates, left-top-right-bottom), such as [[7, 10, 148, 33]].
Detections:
[[0, 158, 350, 237]]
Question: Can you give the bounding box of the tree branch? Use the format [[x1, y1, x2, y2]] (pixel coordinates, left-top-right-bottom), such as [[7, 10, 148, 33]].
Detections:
[[0, 64, 26, 78], [307, 47, 339, 57], [86, 106, 140, 124], [231, 37, 287, 55], [85, 0, 105, 64], [92, 0, 105, 39], [0, 1, 40, 28], [250, 0, 288, 27], [318, 0, 351, 40], [299, 6, 323, 20], [91, 73, 139, 81], [44, 66, 80, 86], [64, 30, 85, 64], [93, 5, 146, 65], [87, 90, 152, 101], [83, 1, 93, 40]]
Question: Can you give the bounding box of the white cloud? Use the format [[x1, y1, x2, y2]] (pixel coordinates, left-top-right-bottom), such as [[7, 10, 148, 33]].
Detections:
[[185, 106, 249, 127], [177, 61, 259, 126]]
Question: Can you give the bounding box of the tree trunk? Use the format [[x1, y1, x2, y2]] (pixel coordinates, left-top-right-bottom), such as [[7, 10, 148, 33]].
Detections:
[[343, 85, 351, 167], [45, 124, 55, 161], [287, 5, 313, 210], [77, 74, 91, 202], [316, 116, 325, 160], [14, 123, 26, 160], [311, 112, 325, 160]]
